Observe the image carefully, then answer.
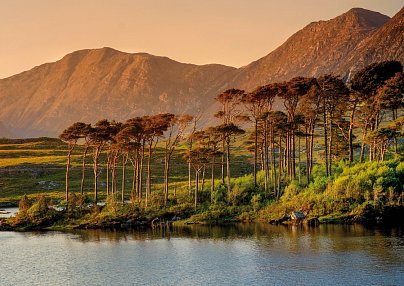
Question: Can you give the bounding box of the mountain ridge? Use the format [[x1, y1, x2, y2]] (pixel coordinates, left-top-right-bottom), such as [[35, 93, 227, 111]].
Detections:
[[227, 7, 391, 90], [0, 7, 403, 137]]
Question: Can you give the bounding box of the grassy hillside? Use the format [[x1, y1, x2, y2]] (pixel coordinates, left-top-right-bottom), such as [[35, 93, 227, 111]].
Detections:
[[0, 137, 252, 204]]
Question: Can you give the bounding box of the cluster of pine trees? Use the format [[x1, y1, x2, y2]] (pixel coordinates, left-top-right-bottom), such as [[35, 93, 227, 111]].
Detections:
[[60, 61, 403, 210]]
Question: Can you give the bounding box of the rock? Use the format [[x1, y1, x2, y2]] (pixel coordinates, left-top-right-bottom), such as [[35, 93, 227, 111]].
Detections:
[[171, 215, 181, 221], [291, 211, 306, 225], [291, 211, 306, 220]]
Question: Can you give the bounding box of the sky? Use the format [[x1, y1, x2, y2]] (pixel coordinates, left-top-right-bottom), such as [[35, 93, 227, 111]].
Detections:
[[0, 0, 402, 79]]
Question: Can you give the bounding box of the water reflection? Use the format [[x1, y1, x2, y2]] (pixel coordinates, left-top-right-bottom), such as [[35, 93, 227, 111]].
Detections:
[[60, 224, 402, 267], [63, 223, 402, 242], [1, 224, 403, 286]]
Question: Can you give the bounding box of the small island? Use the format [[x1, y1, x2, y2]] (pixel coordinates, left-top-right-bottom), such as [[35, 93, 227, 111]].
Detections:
[[1, 61, 403, 231]]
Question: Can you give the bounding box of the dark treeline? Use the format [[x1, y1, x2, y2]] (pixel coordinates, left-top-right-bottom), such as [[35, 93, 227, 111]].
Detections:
[[59, 61, 404, 212]]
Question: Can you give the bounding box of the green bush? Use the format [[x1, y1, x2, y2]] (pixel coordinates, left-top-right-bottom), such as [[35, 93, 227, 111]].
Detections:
[[227, 174, 255, 206], [281, 180, 301, 203], [27, 195, 49, 219], [104, 195, 122, 214], [13, 195, 32, 224], [212, 183, 227, 204], [251, 194, 261, 212]]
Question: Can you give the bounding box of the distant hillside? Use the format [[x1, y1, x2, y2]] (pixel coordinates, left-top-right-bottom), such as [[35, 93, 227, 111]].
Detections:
[[0, 7, 402, 137], [0, 48, 236, 137]]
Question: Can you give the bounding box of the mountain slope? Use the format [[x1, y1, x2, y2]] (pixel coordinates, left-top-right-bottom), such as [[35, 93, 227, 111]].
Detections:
[[0, 121, 14, 138], [338, 7, 404, 79], [0, 48, 236, 136], [229, 8, 391, 90]]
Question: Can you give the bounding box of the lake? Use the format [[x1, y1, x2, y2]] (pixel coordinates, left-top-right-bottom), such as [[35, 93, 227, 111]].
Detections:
[[0, 207, 18, 218], [0, 224, 403, 286]]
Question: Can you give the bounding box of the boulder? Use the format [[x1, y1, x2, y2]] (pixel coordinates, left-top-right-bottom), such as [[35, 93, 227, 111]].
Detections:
[[291, 211, 306, 225]]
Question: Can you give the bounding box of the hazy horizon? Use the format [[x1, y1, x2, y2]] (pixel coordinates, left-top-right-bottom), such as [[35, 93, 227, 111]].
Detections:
[[0, 0, 402, 79]]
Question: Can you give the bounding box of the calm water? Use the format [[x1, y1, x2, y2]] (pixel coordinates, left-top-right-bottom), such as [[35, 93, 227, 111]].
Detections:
[[0, 207, 18, 218], [0, 224, 403, 286]]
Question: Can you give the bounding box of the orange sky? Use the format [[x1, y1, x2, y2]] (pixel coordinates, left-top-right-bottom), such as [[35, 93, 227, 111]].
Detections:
[[0, 0, 402, 79]]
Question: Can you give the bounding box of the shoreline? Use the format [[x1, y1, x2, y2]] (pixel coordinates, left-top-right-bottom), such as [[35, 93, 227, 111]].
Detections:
[[1, 213, 402, 232]]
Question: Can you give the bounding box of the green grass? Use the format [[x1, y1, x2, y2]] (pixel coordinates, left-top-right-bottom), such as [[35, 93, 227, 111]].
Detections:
[[0, 137, 253, 204]]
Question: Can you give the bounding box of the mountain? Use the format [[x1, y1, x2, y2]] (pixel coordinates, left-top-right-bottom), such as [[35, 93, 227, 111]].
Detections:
[[337, 7, 404, 78], [0, 48, 236, 136], [0, 7, 402, 137], [228, 8, 391, 90]]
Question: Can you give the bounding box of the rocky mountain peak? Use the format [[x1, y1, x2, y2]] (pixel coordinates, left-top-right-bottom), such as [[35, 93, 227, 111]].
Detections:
[[227, 7, 391, 91], [341, 8, 390, 29]]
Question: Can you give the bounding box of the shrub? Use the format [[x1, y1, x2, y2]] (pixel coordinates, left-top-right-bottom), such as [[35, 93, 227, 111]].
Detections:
[[281, 180, 301, 202], [13, 195, 32, 224], [212, 183, 227, 204], [308, 175, 328, 193], [27, 195, 49, 220], [104, 195, 122, 214], [251, 194, 261, 212]]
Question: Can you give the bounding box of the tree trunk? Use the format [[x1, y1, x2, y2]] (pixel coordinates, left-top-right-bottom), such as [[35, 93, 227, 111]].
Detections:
[[226, 138, 231, 194], [211, 157, 215, 203], [271, 125, 277, 196], [164, 155, 168, 205], [188, 137, 193, 196], [263, 120, 268, 193], [323, 99, 329, 177], [112, 153, 119, 195], [106, 155, 110, 196], [328, 113, 333, 176], [381, 143, 387, 161], [277, 135, 282, 200], [188, 160, 192, 195], [146, 143, 152, 207], [305, 124, 310, 184], [260, 144, 264, 171], [195, 169, 199, 210], [81, 145, 88, 195], [201, 165, 206, 191], [130, 158, 137, 202], [285, 130, 289, 178], [348, 104, 356, 163], [253, 119, 258, 188], [121, 154, 128, 205], [309, 125, 315, 181], [221, 139, 225, 184], [93, 146, 101, 205], [65, 144, 72, 203], [279, 134, 283, 175], [359, 123, 369, 163], [393, 109, 398, 154], [163, 155, 170, 206], [139, 144, 145, 203], [298, 133, 301, 184], [292, 128, 296, 180]]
